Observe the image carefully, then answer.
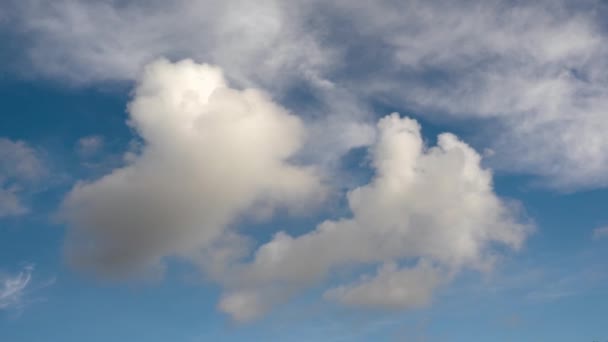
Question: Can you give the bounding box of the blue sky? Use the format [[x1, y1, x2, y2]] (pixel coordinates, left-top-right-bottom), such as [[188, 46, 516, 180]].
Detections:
[[1, 1, 608, 341]]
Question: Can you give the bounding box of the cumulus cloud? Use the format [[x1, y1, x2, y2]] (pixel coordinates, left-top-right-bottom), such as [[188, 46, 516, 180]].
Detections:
[[10, 0, 375, 180], [0, 264, 33, 310], [0, 138, 44, 217], [56, 69, 529, 319], [3, 0, 585, 322], [59, 59, 325, 277], [217, 114, 530, 321]]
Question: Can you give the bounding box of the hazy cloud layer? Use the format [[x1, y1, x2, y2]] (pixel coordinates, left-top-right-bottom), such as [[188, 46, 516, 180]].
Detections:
[[328, 0, 608, 189], [9, 0, 374, 182], [9, 0, 330, 91], [60, 59, 325, 277], [8, 0, 608, 189]]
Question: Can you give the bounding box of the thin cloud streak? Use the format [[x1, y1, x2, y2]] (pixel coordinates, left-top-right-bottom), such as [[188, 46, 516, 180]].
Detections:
[[0, 264, 34, 311]]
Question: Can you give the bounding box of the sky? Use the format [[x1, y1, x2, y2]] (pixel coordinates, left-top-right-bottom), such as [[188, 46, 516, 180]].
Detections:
[[1, 0, 608, 341]]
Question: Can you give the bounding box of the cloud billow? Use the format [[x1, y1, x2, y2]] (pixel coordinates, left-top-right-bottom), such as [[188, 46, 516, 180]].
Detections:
[[58, 59, 530, 320], [60, 59, 325, 278], [17, 0, 608, 323], [218, 114, 530, 320]]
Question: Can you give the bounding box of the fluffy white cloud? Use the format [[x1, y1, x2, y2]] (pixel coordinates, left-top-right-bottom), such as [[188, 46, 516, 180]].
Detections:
[[58, 62, 528, 319], [217, 114, 530, 321], [11, 0, 374, 181], [59, 59, 325, 277], [57, 73, 529, 318], [6, 0, 592, 322], [0, 264, 33, 310], [0, 138, 44, 217]]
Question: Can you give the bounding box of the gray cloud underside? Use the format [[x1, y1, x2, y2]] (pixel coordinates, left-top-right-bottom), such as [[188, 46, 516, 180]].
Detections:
[[60, 59, 326, 278], [216, 113, 530, 320], [59, 61, 530, 320]]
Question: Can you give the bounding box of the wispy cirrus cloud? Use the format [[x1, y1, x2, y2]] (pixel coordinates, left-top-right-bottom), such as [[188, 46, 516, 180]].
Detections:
[[0, 264, 34, 311]]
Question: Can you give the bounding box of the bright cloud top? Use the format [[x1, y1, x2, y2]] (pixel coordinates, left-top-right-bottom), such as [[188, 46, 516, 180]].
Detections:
[[58, 60, 530, 321], [218, 114, 530, 321], [60, 59, 325, 277]]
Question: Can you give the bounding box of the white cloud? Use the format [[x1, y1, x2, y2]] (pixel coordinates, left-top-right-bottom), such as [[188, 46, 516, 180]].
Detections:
[[320, 0, 608, 189], [56, 62, 529, 319], [0, 264, 33, 310], [324, 261, 443, 309], [12, 0, 331, 90], [13, 0, 375, 181], [55, 77, 529, 319], [216, 114, 530, 321], [59, 59, 325, 277], [218, 290, 267, 323], [592, 226, 608, 240], [6, 0, 592, 321], [0, 138, 44, 217], [10, 0, 608, 189]]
